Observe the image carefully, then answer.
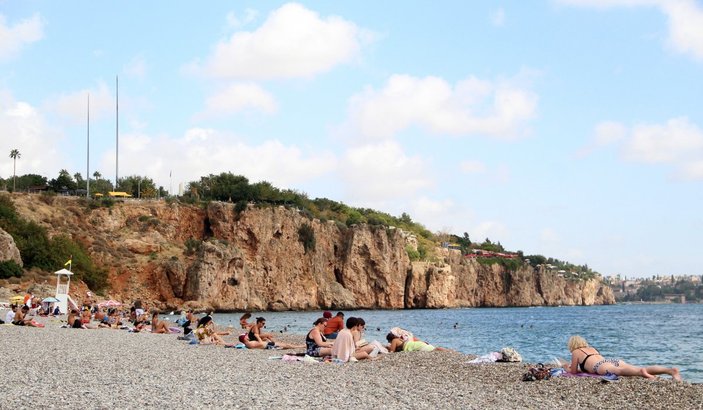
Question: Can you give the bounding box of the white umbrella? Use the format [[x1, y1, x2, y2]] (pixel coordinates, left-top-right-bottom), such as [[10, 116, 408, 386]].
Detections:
[[42, 297, 59, 303]]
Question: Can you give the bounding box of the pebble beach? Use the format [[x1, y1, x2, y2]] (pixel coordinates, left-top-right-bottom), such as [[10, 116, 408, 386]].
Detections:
[[2, 322, 701, 410]]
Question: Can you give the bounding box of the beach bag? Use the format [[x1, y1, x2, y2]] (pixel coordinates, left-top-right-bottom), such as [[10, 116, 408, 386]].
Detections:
[[522, 365, 552, 382], [500, 347, 522, 362]]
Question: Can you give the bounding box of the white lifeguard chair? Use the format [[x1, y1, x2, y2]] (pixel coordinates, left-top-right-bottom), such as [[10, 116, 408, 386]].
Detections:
[[54, 268, 79, 314]]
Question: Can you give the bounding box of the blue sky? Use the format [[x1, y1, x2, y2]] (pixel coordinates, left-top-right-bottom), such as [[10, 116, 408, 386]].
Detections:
[[1, 1, 703, 278]]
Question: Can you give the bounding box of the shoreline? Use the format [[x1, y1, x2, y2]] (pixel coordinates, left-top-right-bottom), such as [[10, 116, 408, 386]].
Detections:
[[2, 320, 700, 409]]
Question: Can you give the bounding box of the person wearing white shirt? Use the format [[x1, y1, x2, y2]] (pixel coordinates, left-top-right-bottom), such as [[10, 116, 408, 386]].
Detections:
[[5, 305, 16, 323]]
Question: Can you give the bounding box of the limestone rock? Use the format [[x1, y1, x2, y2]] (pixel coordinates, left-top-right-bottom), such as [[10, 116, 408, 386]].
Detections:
[[0, 228, 22, 266], [124, 239, 160, 254], [6, 193, 615, 310]]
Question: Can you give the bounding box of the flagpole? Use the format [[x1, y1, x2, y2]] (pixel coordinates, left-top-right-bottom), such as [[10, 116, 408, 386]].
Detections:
[[86, 93, 90, 198], [115, 75, 119, 191]]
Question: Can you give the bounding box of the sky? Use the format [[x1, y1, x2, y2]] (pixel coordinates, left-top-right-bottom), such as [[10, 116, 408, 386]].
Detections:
[[1, 1, 702, 278]]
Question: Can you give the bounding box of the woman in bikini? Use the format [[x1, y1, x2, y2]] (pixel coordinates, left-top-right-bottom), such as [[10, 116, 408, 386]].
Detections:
[[566, 335, 681, 380]]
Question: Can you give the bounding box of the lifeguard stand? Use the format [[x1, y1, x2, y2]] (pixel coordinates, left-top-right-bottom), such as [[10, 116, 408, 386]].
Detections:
[[54, 268, 78, 314]]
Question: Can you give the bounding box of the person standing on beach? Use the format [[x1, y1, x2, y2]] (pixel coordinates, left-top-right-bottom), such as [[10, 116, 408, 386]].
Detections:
[[566, 335, 681, 380]]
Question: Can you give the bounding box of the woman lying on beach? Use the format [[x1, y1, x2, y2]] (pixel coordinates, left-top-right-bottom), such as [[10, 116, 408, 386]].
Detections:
[[566, 335, 681, 380], [237, 333, 304, 349], [386, 332, 450, 353], [305, 318, 334, 357]]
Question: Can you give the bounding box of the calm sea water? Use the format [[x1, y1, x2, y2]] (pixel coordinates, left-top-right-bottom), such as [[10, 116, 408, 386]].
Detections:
[[176, 304, 703, 382]]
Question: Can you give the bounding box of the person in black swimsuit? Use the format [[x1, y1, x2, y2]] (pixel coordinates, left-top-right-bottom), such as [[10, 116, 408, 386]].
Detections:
[[305, 318, 333, 357], [248, 317, 275, 343], [566, 335, 681, 380]]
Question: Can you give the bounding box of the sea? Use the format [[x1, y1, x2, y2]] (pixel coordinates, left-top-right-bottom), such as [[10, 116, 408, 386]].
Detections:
[[173, 303, 703, 382]]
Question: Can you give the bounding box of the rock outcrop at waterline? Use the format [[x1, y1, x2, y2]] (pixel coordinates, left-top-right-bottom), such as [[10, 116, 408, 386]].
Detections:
[[6, 194, 614, 309]]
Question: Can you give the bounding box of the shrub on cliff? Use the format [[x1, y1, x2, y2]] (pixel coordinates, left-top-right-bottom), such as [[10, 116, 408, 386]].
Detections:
[[298, 223, 316, 254], [49, 235, 107, 290], [0, 194, 107, 290], [185, 238, 202, 255], [406, 245, 421, 261], [0, 260, 22, 279]]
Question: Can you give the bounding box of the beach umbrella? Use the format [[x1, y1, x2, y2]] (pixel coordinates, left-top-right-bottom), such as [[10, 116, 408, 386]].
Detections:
[[10, 295, 24, 304], [98, 300, 122, 308], [42, 297, 60, 303]]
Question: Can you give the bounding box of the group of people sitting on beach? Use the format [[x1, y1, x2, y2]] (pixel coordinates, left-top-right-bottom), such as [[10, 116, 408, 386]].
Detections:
[[2, 299, 683, 380], [2, 304, 44, 327]]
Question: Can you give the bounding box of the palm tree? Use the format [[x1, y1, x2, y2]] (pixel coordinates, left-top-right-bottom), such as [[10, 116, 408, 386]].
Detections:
[[9, 149, 20, 191], [93, 170, 102, 180]]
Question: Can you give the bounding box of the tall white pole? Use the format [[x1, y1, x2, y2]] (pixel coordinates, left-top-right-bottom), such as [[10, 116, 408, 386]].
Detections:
[[86, 93, 90, 198], [115, 75, 119, 191]]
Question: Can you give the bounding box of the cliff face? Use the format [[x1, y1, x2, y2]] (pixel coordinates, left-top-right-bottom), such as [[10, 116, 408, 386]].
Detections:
[[0, 227, 22, 266], [405, 251, 614, 308], [7, 194, 614, 309]]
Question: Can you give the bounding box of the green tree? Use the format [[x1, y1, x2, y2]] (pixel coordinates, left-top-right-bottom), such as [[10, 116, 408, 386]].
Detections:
[[9, 149, 20, 191], [74, 173, 85, 188], [15, 174, 47, 191], [48, 169, 78, 192], [118, 175, 157, 198]]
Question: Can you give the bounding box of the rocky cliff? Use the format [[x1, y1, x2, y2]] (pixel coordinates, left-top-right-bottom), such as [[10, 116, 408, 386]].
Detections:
[[0, 227, 22, 267], [4, 194, 614, 309]]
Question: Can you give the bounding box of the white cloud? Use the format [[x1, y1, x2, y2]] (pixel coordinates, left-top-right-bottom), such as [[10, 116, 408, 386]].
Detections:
[[576, 120, 627, 157], [677, 160, 703, 180], [594, 121, 627, 146], [491, 8, 506, 27], [200, 3, 367, 80], [624, 117, 703, 163], [661, 0, 703, 61], [459, 160, 487, 174], [0, 92, 63, 179], [44, 82, 114, 124], [345, 73, 537, 141], [558, 0, 703, 61], [585, 117, 703, 179], [340, 141, 433, 203], [0, 14, 43, 61], [197, 83, 277, 119], [123, 55, 147, 79], [101, 127, 337, 190]]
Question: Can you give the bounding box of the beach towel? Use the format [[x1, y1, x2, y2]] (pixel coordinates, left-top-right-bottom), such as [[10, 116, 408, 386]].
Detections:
[[331, 328, 356, 362], [368, 340, 388, 355], [467, 352, 502, 364]]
